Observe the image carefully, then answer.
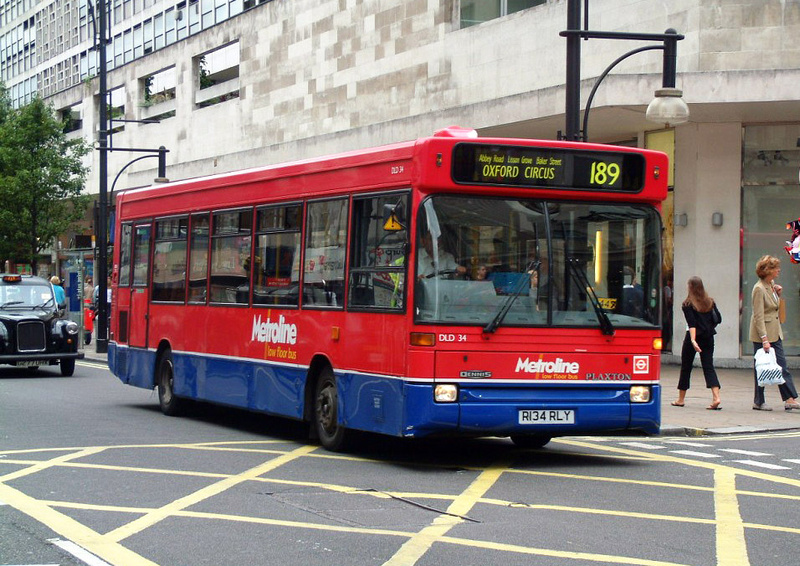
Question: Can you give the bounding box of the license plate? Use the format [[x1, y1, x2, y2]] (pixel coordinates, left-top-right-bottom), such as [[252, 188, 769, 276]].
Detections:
[[16, 361, 40, 367], [519, 409, 575, 424]]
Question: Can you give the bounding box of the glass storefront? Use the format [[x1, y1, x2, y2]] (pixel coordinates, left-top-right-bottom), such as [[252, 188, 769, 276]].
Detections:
[[741, 125, 800, 356]]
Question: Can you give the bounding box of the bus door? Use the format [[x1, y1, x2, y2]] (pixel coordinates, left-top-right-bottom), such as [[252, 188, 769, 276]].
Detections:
[[128, 223, 152, 349]]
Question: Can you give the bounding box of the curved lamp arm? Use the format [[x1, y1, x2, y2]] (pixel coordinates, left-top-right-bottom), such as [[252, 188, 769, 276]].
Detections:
[[109, 154, 158, 206], [581, 45, 662, 142]]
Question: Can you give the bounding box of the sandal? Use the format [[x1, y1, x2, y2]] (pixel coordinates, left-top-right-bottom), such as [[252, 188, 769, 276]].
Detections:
[[707, 402, 722, 410], [670, 401, 684, 407]]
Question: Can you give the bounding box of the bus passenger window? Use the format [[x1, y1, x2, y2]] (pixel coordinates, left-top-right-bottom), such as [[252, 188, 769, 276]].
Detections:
[[132, 224, 151, 287], [188, 214, 210, 303], [210, 209, 252, 304], [119, 223, 133, 287], [348, 194, 409, 310], [253, 204, 302, 307], [152, 217, 188, 302], [304, 198, 348, 308]]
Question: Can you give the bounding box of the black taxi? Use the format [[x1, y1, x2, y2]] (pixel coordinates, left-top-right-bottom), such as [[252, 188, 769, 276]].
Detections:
[[0, 274, 83, 376]]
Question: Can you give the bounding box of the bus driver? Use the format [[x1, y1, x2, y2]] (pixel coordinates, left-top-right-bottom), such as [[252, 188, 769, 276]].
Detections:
[[417, 231, 466, 279]]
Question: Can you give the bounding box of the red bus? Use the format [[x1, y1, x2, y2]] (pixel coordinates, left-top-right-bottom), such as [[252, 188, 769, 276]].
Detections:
[[109, 127, 667, 450]]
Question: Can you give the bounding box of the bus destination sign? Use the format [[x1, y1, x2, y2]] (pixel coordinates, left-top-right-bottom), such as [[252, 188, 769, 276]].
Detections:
[[451, 143, 646, 192]]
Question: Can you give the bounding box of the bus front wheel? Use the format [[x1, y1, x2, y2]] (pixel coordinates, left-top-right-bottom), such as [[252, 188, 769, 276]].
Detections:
[[157, 350, 184, 416], [314, 368, 349, 451], [510, 435, 551, 449]]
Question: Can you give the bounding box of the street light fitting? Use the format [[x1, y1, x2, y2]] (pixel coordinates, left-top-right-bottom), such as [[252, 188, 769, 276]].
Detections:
[[646, 87, 690, 127]]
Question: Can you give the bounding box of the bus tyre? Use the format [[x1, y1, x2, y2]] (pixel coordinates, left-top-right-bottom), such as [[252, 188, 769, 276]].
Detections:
[[510, 435, 551, 449], [60, 358, 75, 377], [314, 368, 349, 451], [157, 350, 184, 416]]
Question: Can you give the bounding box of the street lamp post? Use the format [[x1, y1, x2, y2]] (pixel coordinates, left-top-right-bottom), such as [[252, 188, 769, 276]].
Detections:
[[94, 0, 168, 354], [561, 0, 689, 142], [97, 0, 109, 353]]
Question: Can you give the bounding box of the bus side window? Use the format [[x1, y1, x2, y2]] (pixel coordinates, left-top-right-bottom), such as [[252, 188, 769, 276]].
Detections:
[[188, 214, 210, 303], [152, 217, 188, 302], [348, 193, 409, 311], [253, 204, 302, 307], [304, 198, 348, 308], [209, 209, 252, 305]]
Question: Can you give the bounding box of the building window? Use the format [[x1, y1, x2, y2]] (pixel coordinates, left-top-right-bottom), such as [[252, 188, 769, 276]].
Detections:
[[460, 0, 546, 28], [195, 42, 239, 108], [61, 103, 83, 134], [108, 86, 126, 133], [141, 66, 177, 121]]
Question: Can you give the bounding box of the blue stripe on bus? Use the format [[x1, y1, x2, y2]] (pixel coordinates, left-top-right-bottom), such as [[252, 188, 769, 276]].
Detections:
[[109, 343, 659, 437]]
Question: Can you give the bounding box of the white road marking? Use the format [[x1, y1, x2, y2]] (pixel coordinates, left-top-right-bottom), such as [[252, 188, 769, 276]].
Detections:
[[669, 450, 721, 458], [618, 442, 667, 450], [48, 539, 112, 566], [730, 460, 791, 470], [663, 440, 714, 447], [783, 459, 800, 464], [718, 449, 772, 457]]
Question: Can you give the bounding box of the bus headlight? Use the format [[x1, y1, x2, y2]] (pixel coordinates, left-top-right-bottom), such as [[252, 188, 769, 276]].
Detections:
[[630, 386, 651, 403], [434, 384, 458, 403]]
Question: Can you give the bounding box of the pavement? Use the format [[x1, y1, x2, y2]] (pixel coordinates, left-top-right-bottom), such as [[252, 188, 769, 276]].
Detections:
[[80, 344, 800, 437]]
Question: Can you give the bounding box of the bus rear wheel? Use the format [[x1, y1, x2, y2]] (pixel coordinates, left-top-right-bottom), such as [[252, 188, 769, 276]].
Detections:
[[314, 368, 349, 451], [510, 435, 551, 449], [157, 350, 184, 416]]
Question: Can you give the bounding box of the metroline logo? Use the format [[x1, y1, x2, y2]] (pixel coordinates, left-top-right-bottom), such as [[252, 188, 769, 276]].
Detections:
[[515, 356, 580, 375], [251, 314, 298, 345]]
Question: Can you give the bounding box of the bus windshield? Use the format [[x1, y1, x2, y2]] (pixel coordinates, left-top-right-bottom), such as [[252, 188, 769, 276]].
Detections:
[[414, 195, 661, 329]]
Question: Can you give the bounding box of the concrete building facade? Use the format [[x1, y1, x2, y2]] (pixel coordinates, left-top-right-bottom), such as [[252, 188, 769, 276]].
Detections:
[[2, 0, 800, 363]]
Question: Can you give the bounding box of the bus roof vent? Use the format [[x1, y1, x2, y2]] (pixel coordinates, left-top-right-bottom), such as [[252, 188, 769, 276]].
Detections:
[[433, 126, 478, 138]]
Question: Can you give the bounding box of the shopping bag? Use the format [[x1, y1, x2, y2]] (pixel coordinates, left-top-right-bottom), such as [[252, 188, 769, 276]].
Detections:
[[754, 348, 786, 386]]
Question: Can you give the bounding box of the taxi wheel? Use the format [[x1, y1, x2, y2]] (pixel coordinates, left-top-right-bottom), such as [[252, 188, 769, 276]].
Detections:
[[314, 367, 350, 452], [510, 435, 551, 449], [60, 358, 75, 377], [157, 350, 184, 416]]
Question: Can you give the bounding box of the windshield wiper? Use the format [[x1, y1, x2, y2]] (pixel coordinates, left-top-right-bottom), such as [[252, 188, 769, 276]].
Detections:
[[483, 260, 540, 334], [565, 257, 614, 336], [34, 298, 55, 310], [0, 301, 24, 309]]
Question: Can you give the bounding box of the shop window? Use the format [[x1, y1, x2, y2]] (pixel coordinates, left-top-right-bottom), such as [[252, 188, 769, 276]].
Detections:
[[742, 125, 800, 356]]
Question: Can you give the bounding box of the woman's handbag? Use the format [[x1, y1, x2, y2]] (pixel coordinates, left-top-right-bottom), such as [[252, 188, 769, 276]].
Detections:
[[779, 298, 786, 324], [711, 303, 722, 326], [754, 348, 786, 386]]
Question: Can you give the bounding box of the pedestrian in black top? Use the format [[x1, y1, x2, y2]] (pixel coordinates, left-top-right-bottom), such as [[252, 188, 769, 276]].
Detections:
[[672, 276, 722, 410]]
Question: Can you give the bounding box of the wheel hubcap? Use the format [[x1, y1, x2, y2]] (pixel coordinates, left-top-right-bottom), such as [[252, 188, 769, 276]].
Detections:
[[317, 383, 336, 435]]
